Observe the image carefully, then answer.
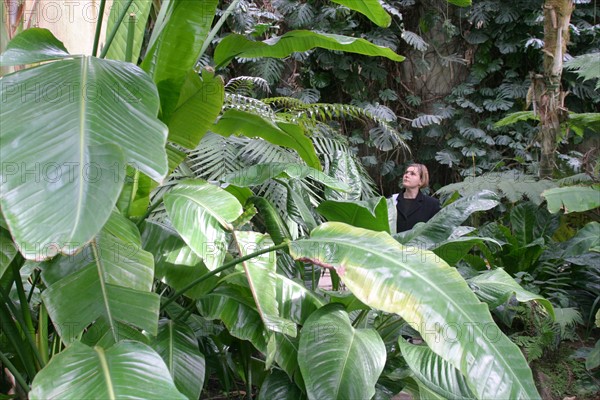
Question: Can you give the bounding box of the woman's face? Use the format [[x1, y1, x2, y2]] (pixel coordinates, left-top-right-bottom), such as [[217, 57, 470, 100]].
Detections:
[[402, 166, 422, 189]]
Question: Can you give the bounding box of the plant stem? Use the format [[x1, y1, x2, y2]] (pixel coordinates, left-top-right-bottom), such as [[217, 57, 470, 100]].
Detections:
[[125, 13, 137, 62], [99, 0, 135, 59], [37, 302, 49, 365], [0, 351, 31, 393], [0, 299, 37, 378], [160, 242, 288, 310], [11, 261, 45, 368], [92, 0, 107, 57], [27, 269, 40, 303], [196, 0, 241, 68]]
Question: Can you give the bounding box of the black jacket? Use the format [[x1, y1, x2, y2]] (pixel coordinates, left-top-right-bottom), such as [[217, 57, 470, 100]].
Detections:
[[394, 190, 441, 232]]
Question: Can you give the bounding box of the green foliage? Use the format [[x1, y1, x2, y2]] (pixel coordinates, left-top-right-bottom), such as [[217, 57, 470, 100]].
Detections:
[[437, 172, 557, 205], [564, 52, 600, 90], [4, 1, 599, 399]]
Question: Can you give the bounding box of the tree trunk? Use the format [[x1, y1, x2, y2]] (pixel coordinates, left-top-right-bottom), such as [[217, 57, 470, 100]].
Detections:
[[535, 0, 574, 178]]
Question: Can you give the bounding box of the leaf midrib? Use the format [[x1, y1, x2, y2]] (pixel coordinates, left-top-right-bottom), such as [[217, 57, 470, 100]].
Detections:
[[94, 346, 116, 400], [69, 56, 89, 240]]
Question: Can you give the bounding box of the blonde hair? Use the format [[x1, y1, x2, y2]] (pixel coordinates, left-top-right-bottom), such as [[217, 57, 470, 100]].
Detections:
[[408, 163, 430, 188]]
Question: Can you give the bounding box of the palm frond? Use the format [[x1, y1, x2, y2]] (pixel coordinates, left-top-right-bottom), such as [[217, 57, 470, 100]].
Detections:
[[186, 132, 245, 181]]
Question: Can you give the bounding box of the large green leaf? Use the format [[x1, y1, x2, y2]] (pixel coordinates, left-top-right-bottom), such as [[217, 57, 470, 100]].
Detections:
[[164, 179, 243, 271], [396, 190, 500, 248], [317, 197, 390, 233], [116, 167, 153, 218], [0, 48, 167, 260], [246, 196, 292, 245], [563, 221, 600, 257], [167, 69, 224, 148], [141, 221, 218, 299], [41, 212, 159, 344], [447, 0, 472, 6], [468, 268, 555, 319], [140, 0, 219, 119], [258, 370, 303, 400], [197, 284, 269, 352], [214, 30, 405, 68], [235, 231, 296, 336], [330, 0, 391, 27], [432, 236, 501, 266], [268, 274, 324, 379], [218, 265, 324, 378], [150, 319, 206, 400], [222, 162, 349, 192], [104, 0, 153, 62], [289, 222, 541, 399], [298, 304, 386, 400], [29, 340, 186, 399], [542, 186, 600, 214], [213, 110, 321, 169], [398, 338, 476, 400], [0, 28, 69, 66], [0, 229, 17, 279]]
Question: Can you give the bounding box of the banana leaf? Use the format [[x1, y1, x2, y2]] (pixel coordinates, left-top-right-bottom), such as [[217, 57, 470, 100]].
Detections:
[[289, 222, 541, 399], [29, 340, 186, 399], [214, 30, 404, 68]]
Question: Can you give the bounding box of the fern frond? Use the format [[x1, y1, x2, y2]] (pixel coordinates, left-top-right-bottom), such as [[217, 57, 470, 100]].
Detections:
[[224, 93, 276, 119], [248, 57, 285, 86], [437, 171, 557, 204], [401, 30, 428, 51], [225, 76, 270, 96], [564, 52, 600, 90]]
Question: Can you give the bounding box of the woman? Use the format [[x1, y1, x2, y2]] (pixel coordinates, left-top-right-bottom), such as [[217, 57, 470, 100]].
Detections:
[[389, 163, 440, 233]]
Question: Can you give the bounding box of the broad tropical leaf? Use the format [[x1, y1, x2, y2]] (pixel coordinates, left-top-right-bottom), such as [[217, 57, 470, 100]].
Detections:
[[104, 0, 153, 62], [197, 284, 269, 352], [235, 231, 296, 336], [395, 191, 500, 247], [41, 212, 159, 344], [141, 0, 219, 119], [164, 179, 243, 271], [317, 197, 390, 233], [213, 110, 321, 169], [246, 196, 292, 245], [0, 229, 17, 279], [562, 221, 600, 258], [398, 338, 476, 400], [289, 222, 541, 399], [0, 37, 167, 260], [214, 31, 404, 68], [29, 341, 186, 399], [298, 304, 386, 400], [432, 236, 501, 266], [150, 319, 206, 400], [258, 370, 303, 400], [447, 0, 472, 6], [0, 28, 69, 65], [468, 268, 555, 318], [222, 162, 349, 192], [141, 221, 219, 299], [116, 167, 153, 218], [329, 0, 391, 27], [542, 186, 600, 214], [167, 69, 225, 148]]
